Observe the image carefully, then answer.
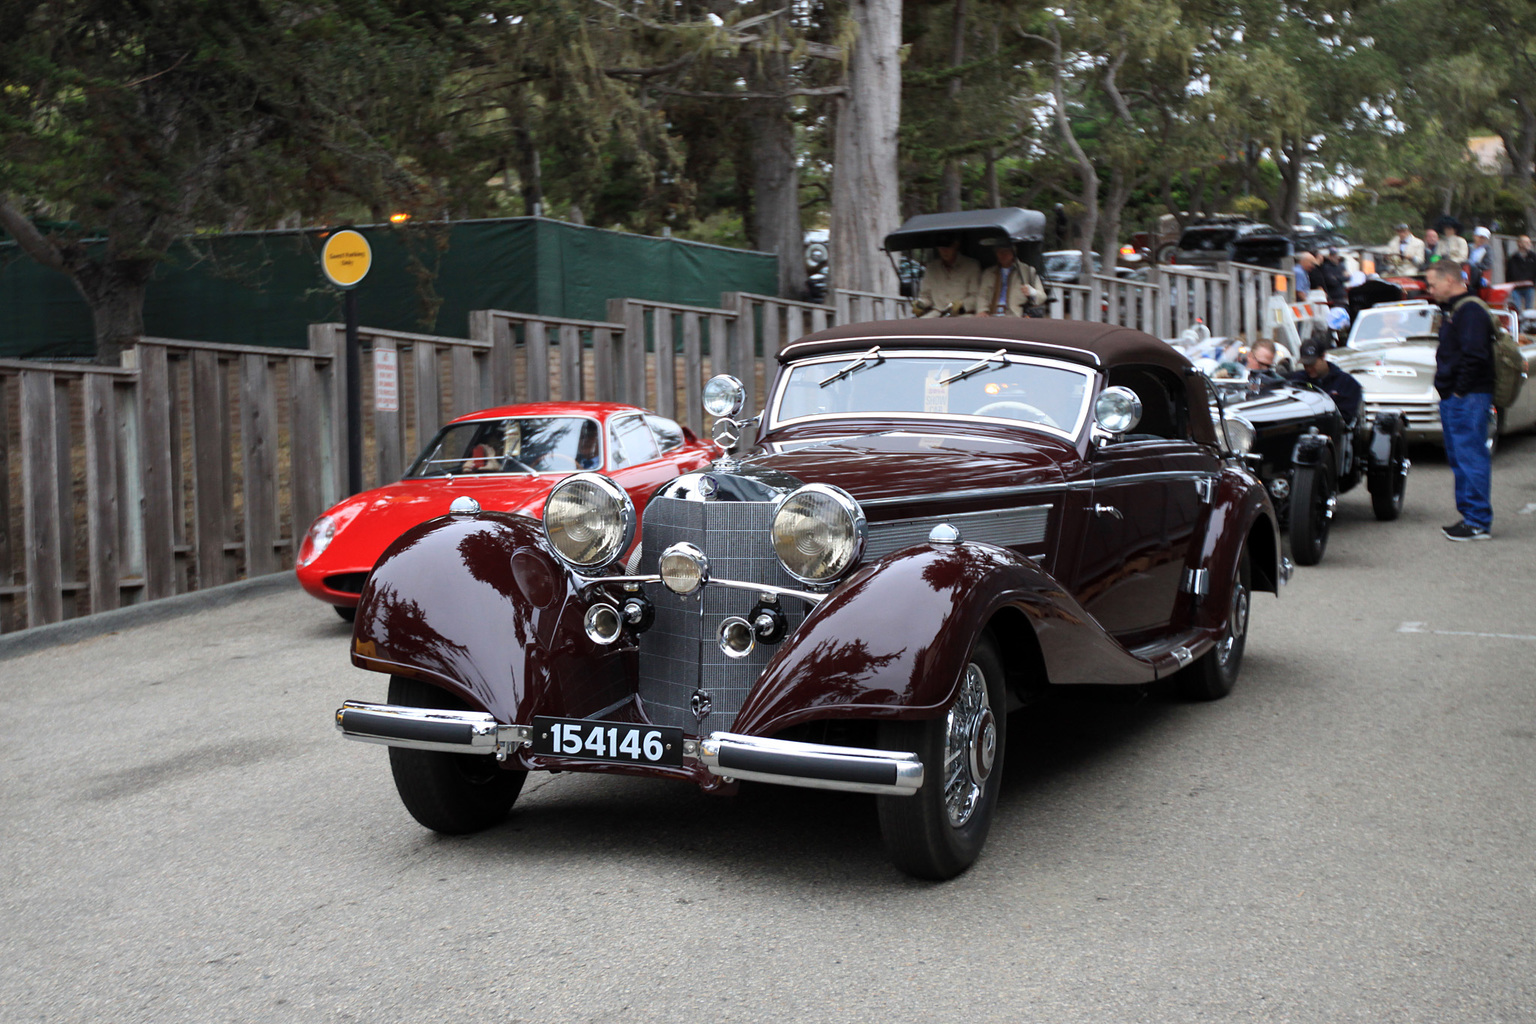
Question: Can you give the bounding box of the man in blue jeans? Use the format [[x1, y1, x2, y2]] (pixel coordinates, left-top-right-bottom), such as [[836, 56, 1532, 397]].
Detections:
[[1425, 261, 1495, 540]]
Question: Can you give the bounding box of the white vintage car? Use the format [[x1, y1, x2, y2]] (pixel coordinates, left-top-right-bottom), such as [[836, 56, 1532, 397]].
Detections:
[[1333, 301, 1536, 451]]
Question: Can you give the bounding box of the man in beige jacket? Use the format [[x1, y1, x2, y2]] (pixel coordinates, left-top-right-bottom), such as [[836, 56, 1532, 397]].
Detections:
[[977, 245, 1046, 317], [1388, 223, 1425, 270], [915, 237, 981, 316]]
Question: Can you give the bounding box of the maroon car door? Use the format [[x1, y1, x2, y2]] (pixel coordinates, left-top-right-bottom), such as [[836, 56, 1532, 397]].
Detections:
[[1067, 366, 1219, 645]]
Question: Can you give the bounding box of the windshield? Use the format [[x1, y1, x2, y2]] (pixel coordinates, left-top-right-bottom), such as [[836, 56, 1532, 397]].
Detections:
[[407, 416, 602, 477], [772, 350, 1093, 437], [1348, 306, 1439, 349]]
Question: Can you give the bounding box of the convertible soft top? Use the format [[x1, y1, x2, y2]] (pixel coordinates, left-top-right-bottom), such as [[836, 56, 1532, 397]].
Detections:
[[779, 316, 1192, 376], [883, 207, 1047, 251]]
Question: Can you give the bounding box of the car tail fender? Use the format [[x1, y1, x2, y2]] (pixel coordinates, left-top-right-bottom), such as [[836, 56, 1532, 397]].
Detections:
[[349, 511, 632, 724], [1366, 410, 1406, 476], [728, 542, 1158, 737]]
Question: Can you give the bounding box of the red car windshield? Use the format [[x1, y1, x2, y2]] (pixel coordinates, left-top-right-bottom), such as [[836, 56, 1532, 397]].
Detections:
[[408, 417, 602, 476]]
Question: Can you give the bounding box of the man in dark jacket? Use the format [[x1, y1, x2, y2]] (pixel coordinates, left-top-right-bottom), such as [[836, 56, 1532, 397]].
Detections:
[[1290, 337, 1363, 423], [1425, 261, 1496, 540], [1315, 248, 1349, 307], [1505, 234, 1536, 312]]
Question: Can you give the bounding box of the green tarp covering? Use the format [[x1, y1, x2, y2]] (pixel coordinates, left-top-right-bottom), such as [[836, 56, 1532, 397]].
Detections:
[[0, 218, 779, 359]]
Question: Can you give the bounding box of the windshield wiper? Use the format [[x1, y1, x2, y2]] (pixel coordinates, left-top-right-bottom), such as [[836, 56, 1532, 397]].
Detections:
[[938, 349, 1008, 386], [818, 346, 883, 388]]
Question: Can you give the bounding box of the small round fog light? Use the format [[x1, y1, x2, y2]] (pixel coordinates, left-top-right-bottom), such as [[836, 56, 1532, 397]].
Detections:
[[584, 603, 622, 645], [659, 542, 709, 595], [1268, 476, 1290, 500], [718, 616, 755, 659]]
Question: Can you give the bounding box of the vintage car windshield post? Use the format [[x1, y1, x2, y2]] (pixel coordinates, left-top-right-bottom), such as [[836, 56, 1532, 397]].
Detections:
[[335, 318, 1287, 880]]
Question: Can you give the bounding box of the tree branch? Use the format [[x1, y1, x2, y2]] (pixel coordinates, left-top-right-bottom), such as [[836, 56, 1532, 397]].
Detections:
[[0, 198, 67, 273], [646, 84, 847, 100]]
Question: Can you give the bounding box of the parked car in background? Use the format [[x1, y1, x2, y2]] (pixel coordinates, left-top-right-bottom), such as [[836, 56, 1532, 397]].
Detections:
[[1160, 217, 1270, 267], [1209, 370, 1409, 566], [1042, 249, 1103, 283], [334, 318, 1285, 880], [296, 402, 719, 619]]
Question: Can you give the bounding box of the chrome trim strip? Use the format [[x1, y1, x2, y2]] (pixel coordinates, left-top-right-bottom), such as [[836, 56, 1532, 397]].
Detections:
[[865, 504, 1051, 559], [335, 701, 531, 756], [698, 732, 925, 796], [861, 482, 1070, 507], [575, 573, 827, 605]]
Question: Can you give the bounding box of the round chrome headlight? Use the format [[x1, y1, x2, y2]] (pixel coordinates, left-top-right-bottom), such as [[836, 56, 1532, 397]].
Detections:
[[1094, 386, 1143, 435], [542, 473, 635, 569], [1223, 413, 1257, 455], [658, 542, 709, 595], [772, 484, 866, 584], [703, 374, 746, 418]]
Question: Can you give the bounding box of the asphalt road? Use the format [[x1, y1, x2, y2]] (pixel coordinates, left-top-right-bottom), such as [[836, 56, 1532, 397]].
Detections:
[[3, 437, 1535, 1024]]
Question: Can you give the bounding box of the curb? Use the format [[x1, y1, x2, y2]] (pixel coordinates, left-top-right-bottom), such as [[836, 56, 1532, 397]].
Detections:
[[0, 573, 301, 662]]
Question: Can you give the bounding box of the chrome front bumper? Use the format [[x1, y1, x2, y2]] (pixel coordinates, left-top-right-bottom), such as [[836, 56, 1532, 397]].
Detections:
[[335, 701, 924, 797]]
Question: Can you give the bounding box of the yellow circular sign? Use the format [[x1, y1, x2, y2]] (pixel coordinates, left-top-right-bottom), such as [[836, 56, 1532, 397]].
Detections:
[[321, 229, 372, 288]]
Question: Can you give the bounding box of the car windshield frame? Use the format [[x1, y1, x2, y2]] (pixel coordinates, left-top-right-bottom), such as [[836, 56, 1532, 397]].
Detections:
[[406, 415, 606, 478], [1346, 304, 1441, 350], [768, 348, 1096, 441]]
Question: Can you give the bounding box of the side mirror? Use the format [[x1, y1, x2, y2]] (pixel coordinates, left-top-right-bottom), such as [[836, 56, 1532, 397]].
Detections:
[[1093, 386, 1143, 438]]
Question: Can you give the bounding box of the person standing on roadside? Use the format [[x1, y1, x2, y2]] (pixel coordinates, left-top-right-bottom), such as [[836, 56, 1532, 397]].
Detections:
[[1505, 235, 1536, 312], [1467, 227, 1495, 296], [1424, 261, 1495, 541], [1316, 248, 1349, 307]]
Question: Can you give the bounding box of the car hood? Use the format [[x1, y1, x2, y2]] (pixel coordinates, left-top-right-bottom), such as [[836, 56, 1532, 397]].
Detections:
[[1335, 344, 1438, 398], [744, 429, 1073, 511]]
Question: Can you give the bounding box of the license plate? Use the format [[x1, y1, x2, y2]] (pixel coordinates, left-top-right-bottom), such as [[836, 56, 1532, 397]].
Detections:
[[530, 717, 685, 767]]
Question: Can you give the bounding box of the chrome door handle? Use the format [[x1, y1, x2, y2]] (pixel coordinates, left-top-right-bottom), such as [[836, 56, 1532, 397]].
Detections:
[[1093, 503, 1123, 519]]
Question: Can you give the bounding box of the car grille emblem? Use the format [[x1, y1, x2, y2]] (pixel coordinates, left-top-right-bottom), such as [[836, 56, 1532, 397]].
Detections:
[[690, 689, 713, 720], [698, 475, 718, 497]]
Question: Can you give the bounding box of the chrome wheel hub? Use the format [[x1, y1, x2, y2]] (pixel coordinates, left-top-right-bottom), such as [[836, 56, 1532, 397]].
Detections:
[[943, 663, 993, 828], [1217, 578, 1250, 668]]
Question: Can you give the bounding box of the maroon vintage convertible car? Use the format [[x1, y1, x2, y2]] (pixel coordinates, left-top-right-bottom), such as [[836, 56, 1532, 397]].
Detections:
[[335, 319, 1286, 879]]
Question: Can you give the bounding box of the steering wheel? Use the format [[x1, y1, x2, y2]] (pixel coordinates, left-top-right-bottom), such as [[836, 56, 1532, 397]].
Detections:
[[974, 400, 1061, 429]]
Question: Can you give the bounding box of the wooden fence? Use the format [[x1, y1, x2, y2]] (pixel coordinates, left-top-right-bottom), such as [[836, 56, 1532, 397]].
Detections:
[[1049, 260, 1294, 341], [0, 288, 907, 635]]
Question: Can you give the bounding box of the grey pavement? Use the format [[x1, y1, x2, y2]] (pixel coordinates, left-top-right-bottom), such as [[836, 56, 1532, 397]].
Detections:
[[2, 437, 1534, 1023]]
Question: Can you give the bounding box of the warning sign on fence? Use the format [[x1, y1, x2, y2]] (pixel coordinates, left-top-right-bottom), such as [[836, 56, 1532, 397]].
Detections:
[[374, 348, 399, 412]]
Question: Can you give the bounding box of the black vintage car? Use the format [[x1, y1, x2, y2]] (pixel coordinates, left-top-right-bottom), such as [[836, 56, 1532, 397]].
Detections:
[[1212, 371, 1409, 565]]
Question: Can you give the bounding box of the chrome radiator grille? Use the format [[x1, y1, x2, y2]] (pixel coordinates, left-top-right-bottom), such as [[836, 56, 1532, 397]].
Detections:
[[637, 497, 809, 736]]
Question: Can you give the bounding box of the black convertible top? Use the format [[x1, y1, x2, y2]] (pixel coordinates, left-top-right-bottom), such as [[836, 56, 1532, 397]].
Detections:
[[883, 208, 1047, 251]]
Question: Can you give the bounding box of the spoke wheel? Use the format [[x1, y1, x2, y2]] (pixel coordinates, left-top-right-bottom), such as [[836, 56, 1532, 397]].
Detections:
[[1173, 545, 1251, 701], [1288, 465, 1332, 566], [877, 635, 1007, 880], [386, 675, 525, 835]]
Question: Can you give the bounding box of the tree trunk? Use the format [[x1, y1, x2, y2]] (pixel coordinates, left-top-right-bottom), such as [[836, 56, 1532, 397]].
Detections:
[[747, 31, 807, 299], [1099, 166, 1131, 277], [74, 259, 155, 366], [831, 0, 902, 297], [938, 0, 968, 212], [516, 124, 543, 216]]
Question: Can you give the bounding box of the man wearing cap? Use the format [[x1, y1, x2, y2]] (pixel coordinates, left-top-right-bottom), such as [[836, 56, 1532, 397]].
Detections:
[[1425, 260, 1495, 541], [1439, 221, 1469, 264], [1289, 335, 1363, 424], [1388, 223, 1425, 270], [1467, 227, 1495, 296], [914, 236, 981, 317]]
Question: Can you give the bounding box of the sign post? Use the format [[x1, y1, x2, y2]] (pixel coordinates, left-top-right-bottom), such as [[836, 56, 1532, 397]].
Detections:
[[321, 229, 373, 496]]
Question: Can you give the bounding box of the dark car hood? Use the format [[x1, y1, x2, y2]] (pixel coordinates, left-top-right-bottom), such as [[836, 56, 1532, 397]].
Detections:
[[742, 429, 1073, 510]]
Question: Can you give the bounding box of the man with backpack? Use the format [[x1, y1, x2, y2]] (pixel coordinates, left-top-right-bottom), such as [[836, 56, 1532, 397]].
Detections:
[[1425, 261, 1495, 540]]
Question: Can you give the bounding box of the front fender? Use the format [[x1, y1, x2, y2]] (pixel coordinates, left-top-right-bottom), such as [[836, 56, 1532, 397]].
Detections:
[[1367, 411, 1406, 472], [350, 511, 630, 724], [729, 543, 1157, 738], [1190, 467, 1280, 635], [1291, 432, 1332, 468]]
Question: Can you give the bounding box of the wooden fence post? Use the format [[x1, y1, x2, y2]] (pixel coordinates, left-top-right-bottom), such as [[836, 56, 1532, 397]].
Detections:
[[309, 323, 348, 501], [84, 373, 121, 614], [133, 344, 177, 600], [191, 350, 230, 590], [682, 314, 702, 435], [20, 371, 63, 626], [0, 375, 12, 630], [241, 353, 280, 576]]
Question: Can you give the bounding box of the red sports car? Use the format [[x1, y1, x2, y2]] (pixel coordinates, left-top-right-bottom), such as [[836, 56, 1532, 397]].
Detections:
[[296, 402, 720, 618]]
